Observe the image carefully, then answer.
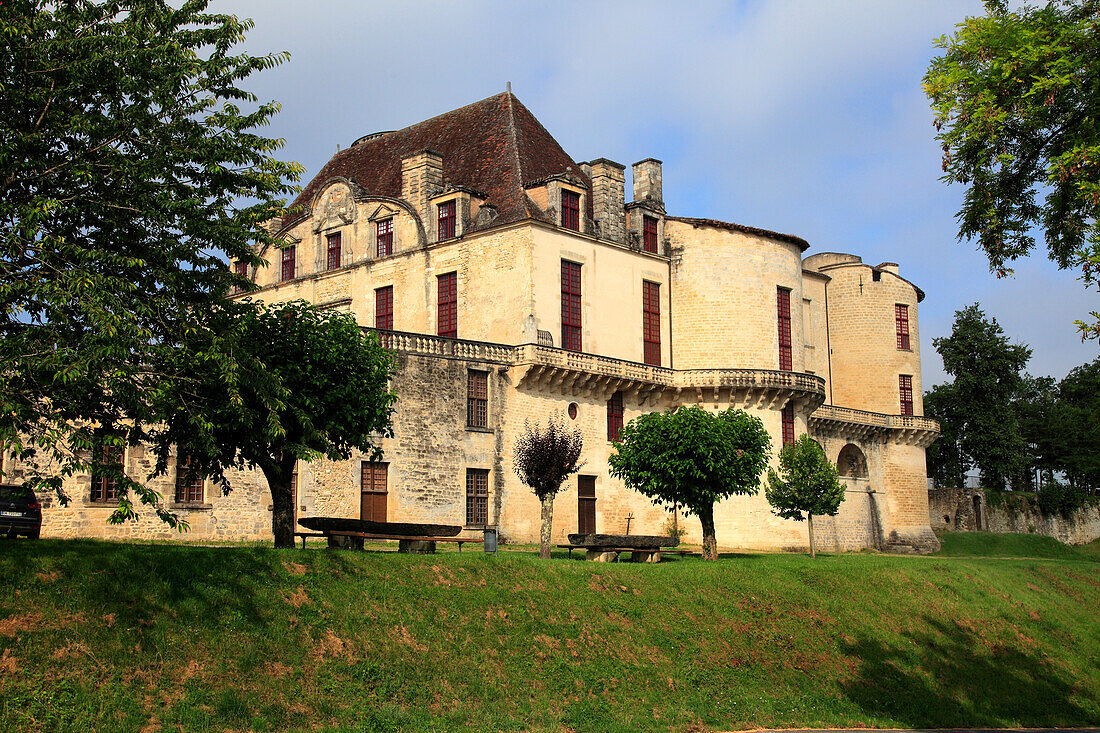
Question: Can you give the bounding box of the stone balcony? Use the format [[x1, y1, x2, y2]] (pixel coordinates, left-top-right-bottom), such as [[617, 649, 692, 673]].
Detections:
[[810, 404, 940, 446]]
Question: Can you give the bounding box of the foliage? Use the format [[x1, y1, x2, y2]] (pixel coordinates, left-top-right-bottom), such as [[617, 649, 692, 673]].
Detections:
[[608, 405, 770, 560], [932, 304, 1031, 490], [1036, 480, 1092, 517], [512, 417, 583, 559], [766, 436, 845, 558], [924, 383, 970, 489], [161, 300, 396, 547], [0, 0, 301, 522], [924, 0, 1100, 339]]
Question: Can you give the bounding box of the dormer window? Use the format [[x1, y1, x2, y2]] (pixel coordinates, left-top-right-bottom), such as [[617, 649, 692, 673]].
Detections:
[[326, 232, 341, 271], [233, 260, 248, 293], [281, 246, 296, 282], [643, 215, 658, 253], [438, 200, 456, 240], [376, 218, 393, 257], [561, 189, 580, 231]]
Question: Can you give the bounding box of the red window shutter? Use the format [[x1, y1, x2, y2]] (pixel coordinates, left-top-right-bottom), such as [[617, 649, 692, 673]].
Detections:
[[642, 281, 661, 366], [561, 190, 580, 231], [281, 246, 295, 282], [896, 304, 911, 350], [643, 216, 658, 253], [606, 391, 624, 442], [326, 232, 341, 271], [376, 218, 393, 257], [561, 260, 582, 351], [899, 375, 914, 416], [437, 272, 457, 337], [777, 287, 793, 371], [375, 286, 393, 331], [438, 200, 456, 240], [781, 405, 795, 446], [233, 261, 248, 293]]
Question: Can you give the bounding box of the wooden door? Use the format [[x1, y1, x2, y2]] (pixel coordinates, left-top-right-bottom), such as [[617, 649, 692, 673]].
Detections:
[[360, 461, 388, 522], [578, 475, 596, 535]]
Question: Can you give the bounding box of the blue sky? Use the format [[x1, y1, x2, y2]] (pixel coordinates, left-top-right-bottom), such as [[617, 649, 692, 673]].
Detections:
[[213, 0, 1098, 386]]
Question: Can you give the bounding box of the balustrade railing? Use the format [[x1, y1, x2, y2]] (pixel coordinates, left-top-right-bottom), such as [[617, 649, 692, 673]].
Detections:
[[812, 404, 939, 432]]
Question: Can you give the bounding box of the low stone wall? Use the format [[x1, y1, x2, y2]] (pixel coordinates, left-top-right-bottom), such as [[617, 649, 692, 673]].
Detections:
[[929, 487, 1100, 545]]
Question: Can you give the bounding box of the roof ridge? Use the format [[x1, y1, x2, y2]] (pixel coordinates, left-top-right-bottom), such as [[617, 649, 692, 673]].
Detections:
[[503, 93, 531, 217]]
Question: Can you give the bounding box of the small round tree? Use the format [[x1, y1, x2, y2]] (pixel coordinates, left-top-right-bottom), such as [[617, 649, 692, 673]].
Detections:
[[766, 435, 845, 558], [512, 418, 583, 560], [608, 406, 771, 560]]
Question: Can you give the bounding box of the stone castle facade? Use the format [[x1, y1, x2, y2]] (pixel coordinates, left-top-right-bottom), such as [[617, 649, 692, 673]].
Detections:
[[18, 92, 941, 552]]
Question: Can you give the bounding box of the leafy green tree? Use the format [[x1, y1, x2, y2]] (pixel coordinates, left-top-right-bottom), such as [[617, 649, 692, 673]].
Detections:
[[933, 304, 1031, 490], [512, 418, 584, 560], [158, 301, 396, 548], [608, 406, 770, 560], [765, 436, 845, 559], [924, 0, 1100, 339], [924, 383, 969, 489], [0, 0, 301, 520], [1053, 357, 1100, 491]]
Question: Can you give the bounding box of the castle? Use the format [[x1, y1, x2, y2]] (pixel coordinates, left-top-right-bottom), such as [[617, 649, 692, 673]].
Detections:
[[27, 92, 942, 552]]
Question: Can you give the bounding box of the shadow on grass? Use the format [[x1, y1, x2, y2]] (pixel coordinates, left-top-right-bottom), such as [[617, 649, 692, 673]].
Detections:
[[840, 615, 1096, 727]]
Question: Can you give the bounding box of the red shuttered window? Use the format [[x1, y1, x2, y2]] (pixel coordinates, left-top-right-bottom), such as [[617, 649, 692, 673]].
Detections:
[[781, 405, 795, 446], [896, 304, 911, 350], [280, 246, 295, 282], [437, 272, 457, 338], [643, 215, 658, 253], [561, 260, 582, 352], [561, 189, 580, 231], [437, 200, 456, 240], [233, 260, 248, 293], [466, 469, 489, 526], [90, 443, 123, 503], [900, 375, 914, 416], [326, 232, 341, 271], [777, 287, 793, 371], [375, 286, 393, 331], [376, 218, 393, 257], [607, 391, 624, 442], [175, 450, 204, 504], [643, 281, 661, 366], [467, 371, 488, 428]]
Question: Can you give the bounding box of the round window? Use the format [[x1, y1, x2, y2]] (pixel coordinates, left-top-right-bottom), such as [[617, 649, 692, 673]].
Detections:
[[567, 403, 578, 420]]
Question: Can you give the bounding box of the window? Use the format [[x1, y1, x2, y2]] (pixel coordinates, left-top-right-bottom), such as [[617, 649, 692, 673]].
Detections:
[[280, 245, 296, 282], [360, 461, 387, 522], [174, 450, 204, 504], [375, 286, 393, 331], [437, 200, 456, 240], [561, 260, 582, 352], [781, 405, 795, 447], [777, 287, 792, 371], [607, 391, 624, 442], [467, 371, 488, 428], [578, 475, 596, 535], [437, 272, 457, 337], [376, 218, 393, 257], [90, 443, 123, 503], [643, 281, 661, 366], [896, 304, 911, 350], [233, 260, 248, 293], [643, 215, 658, 253], [465, 469, 489, 526], [326, 232, 341, 271], [900, 375, 914, 416], [561, 189, 580, 231]]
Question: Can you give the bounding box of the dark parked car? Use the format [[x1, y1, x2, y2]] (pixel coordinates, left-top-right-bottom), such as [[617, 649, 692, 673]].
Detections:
[[0, 484, 41, 539]]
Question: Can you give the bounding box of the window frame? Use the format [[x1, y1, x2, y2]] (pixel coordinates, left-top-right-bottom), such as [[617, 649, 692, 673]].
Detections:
[[895, 303, 911, 350], [899, 374, 914, 416], [561, 189, 581, 231], [90, 443, 123, 504], [437, 272, 458, 338], [376, 217, 394, 257], [561, 260, 582, 352], [781, 404, 795, 447], [607, 391, 624, 442], [325, 231, 342, 271], [280, 245, 296, 282], [233, 260, 248, 293], [437, 199, 457, 241], [465, 468, 490, 527], [777, 287, 793, 371], [174, 449, 205, 505], [642, 280, 661, 366], [360, 460, 388, 522], [642, 215, 659, 253], [466, 370, 488, 429], [375, 285, 394, 331]]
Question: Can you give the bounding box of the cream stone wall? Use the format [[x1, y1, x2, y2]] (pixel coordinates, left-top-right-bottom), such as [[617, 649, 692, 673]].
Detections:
[[800, 270, 831, 395]]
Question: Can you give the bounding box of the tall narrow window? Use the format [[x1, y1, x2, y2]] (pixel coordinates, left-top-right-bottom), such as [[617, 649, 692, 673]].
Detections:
[[360, 461, 388, 522], [895, 304, 911, 350], [777, 287, 793, 371], [561, 260, 582, 352], [467, 371, 488, 428], [643, 215, 658, 253], [375, 286, 393, 331], [437, 272, 457, 337], [233, 260, 248, 293], [899, 375, 914, 416], [90, 443, 123, 503], [561, 189, 580, 231], [175, 450, 204, 504], [642, 281, 661, 366], [607, 391, 624, 442], [376, 218, 393, 257], [437, 200, 456, 240], [466, 469, 489, 526], [281, 245, 296, 282], [326, 232, 341, 271], [578, 475, 596, 535], [781, 405, 795, 447]]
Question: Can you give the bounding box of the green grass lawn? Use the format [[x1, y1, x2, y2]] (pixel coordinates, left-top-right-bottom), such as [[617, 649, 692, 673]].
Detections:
[[1, 537, 1098, 732], [934, 529, 1094, 559]]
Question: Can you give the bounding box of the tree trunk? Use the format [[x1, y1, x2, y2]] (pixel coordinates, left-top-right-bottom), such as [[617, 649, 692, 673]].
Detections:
[[539, 494, 554, 560], [262, 454, 297, 549], [698, 503, 717, 560], [807, 513, 816, 559]]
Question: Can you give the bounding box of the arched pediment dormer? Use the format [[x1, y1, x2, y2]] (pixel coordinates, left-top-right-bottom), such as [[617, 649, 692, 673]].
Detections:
[[310, 178, 358, 234]]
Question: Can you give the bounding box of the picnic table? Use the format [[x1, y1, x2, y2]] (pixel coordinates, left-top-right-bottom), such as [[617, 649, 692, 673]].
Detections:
[[296, 516, 482, 554], [562, 533, 680, 562]]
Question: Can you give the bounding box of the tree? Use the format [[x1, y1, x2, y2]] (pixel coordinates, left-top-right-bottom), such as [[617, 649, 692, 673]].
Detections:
[[765, 436, 845, 559], [156, 300, 396, 548], [924, 383, 970, 489], [608, 406, 770, 560], [512, 418, 583, 560], [0, 1, 300, 520], [1053, 357, 1100, 491], [924, 0, 1100, 339], [933, 304, 1031, 490]]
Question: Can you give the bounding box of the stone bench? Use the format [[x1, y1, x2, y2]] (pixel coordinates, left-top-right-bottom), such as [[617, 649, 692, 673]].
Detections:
[[325, 530, 484, 554], [563, 534, 680, 562]]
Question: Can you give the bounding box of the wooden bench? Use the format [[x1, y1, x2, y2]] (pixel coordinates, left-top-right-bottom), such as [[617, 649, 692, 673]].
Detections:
[[326, 530, 484, 553]]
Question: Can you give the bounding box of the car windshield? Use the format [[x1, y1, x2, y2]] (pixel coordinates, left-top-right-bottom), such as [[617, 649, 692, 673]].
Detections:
[[0, 485, 33, 503]]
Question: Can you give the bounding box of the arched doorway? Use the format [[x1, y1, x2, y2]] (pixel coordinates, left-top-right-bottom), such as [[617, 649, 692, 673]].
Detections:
[[837, 443, 868, 479]]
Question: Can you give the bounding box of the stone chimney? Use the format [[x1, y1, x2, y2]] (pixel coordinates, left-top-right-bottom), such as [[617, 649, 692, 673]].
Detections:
[[401, 149, 444, 223], [632, 158, 663, 208], [580, 158, 626, 243]]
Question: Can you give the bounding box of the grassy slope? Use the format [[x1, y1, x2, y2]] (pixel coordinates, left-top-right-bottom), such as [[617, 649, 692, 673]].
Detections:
[[935, 530, 1091, 559], [0, 539, 1097, 733]]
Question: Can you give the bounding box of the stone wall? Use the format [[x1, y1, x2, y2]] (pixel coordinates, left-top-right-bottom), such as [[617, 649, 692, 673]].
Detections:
[[929, 487, 1100, 545]]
